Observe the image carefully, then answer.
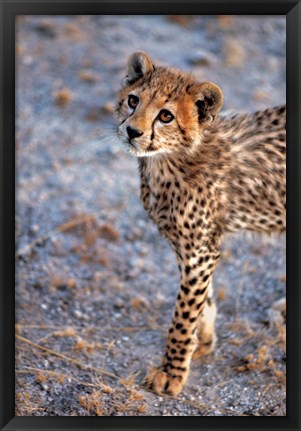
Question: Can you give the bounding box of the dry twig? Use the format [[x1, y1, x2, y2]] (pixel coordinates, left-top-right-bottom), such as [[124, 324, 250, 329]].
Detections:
[[16, 213, 98, 258]]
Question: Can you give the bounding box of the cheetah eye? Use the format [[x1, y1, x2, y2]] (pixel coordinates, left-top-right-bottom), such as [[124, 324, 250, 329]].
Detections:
[[128, 94, 139, 109], [158, 109, 174, 124]]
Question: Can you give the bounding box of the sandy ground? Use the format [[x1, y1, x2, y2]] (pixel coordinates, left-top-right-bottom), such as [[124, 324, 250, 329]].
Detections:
[[15, 15, 286, 416]]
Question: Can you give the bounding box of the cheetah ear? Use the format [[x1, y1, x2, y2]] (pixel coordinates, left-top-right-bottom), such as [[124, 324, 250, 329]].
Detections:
[[195, 82, 223, 124], [123, 51, 154, 87]]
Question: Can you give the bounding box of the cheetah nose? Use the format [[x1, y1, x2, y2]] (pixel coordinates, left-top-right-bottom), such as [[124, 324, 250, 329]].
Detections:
[[126, 126, 143, 139]]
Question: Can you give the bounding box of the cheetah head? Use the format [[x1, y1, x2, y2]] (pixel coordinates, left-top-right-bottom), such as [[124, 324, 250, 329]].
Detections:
[[116, 51, 223, 157]]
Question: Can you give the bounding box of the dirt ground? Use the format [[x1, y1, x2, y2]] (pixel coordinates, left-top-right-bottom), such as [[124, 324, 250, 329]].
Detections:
[[15, 15, 286, 416]]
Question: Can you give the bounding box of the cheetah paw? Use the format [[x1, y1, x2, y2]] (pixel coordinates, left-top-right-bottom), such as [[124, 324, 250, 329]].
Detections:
[[144, 367, 187, 395]]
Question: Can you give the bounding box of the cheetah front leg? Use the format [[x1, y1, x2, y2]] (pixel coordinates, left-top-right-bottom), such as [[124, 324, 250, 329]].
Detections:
[[145, 248, 220, 395]]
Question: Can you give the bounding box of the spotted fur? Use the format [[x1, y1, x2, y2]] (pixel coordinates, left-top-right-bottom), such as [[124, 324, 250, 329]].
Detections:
[[115, 51, 286, 395]]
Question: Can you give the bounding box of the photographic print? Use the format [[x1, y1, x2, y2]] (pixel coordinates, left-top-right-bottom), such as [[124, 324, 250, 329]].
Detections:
[[15, 14, 286, 417]]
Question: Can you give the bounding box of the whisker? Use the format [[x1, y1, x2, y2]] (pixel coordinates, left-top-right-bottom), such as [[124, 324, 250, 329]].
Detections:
[[97, 118, 117, 128], [94, 134, 117, 144]]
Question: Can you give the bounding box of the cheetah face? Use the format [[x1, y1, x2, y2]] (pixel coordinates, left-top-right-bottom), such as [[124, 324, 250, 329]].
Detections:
[[116, 51, 223, 158]]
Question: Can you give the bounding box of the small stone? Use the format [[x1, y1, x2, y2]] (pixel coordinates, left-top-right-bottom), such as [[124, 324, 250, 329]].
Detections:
[[74, 309, 83, 318]]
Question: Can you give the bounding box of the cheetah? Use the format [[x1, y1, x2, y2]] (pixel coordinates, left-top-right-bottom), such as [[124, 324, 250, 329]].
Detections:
[[115, 51, 286, 395]]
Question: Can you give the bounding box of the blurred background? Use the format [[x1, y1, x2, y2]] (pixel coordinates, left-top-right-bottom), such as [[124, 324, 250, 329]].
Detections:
[[15, 15, 286, 416]]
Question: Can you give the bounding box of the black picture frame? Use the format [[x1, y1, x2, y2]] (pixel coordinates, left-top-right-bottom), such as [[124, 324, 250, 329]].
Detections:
[[0, 0, 300, 430]]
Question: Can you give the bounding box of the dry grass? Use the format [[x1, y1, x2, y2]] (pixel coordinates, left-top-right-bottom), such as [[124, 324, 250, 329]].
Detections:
[[102, 102, 115, 114], [67, 278, 76, 289], [18, 312, 282, 417], [35, 371, 47, 383], [36, 326, 77, 343], [17, 367, 107, 390], [220, 248, 233, 261], [54, 88, 72, 107], [78, 390, 104, 415], [236, 343, 286, 385], [128, 388, 144, 401], [15, 390, 43, 415], [16, 43, 25, 55], [16, 213, 98, 257], [99, 224, 120, 241], [119, 371, 141, 388], [73, 337, 103, 354], [224, 38, 245, 68], [15, 328, 254, 416], [16, 212, 120, 277], [216, 287, 226, 302], [228, 338, 243, 346], [130, 296, 147, 310], [16, 324, 161, 332], [78, 70, 99, 83], [253, 89, 269, 102], [217, 15, 234, 29], [166, 15, 196, 27], [64, 22, 86, 42], [86, 108, 103, 122], [226, 313, 286, 390], [16, 334, 118, 380]]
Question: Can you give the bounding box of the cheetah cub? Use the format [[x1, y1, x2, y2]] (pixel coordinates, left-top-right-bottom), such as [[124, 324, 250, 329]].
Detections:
[[116, 51, 286, 395]]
